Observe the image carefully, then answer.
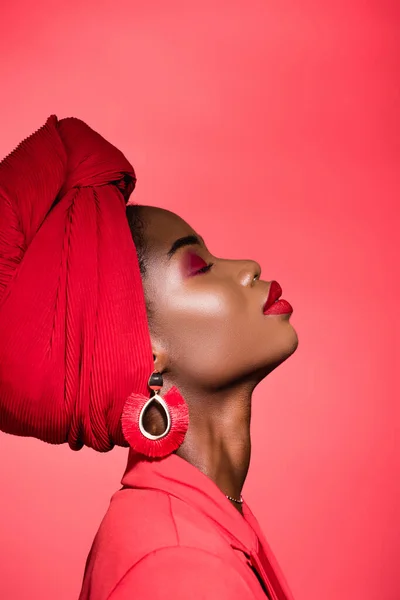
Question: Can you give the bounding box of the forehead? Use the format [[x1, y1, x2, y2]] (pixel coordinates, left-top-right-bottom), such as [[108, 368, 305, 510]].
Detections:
[[140, 206, 198, 254]]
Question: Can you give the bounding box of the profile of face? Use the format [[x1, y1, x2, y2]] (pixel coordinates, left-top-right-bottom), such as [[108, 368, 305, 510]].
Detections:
[[128, 206, 298, 395]]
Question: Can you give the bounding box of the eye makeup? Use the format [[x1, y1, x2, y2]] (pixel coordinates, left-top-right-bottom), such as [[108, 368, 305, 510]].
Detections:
[[181, 250, 214, 277]]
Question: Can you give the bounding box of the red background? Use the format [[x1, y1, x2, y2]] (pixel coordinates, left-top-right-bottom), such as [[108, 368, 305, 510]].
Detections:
[[0, 2, 399, 599]]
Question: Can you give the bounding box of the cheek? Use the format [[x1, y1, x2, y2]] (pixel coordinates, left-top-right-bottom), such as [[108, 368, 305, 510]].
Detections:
[[155, 284, 244, 364], [169, 287, 241, 321]]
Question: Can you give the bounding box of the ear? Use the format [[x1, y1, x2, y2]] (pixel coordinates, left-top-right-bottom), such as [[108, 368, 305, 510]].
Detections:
[[151, 338, 169, 373]]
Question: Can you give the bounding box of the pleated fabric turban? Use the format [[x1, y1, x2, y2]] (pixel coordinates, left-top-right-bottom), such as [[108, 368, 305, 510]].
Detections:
[[0, 115, 153, 452]]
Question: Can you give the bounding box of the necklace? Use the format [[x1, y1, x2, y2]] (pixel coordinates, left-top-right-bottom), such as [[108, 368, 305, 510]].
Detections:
[[226, 494, 244, 504]]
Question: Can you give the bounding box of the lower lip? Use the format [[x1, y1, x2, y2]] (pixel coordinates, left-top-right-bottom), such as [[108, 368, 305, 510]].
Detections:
[[264, 299, 293, 316]]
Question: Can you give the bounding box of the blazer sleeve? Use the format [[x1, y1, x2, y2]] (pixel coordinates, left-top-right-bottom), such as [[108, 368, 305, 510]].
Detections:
[[108, 546, 257, 600]]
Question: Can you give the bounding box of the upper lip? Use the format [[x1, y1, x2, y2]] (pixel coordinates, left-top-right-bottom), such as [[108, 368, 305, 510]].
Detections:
[[263, 281, 282, 312]]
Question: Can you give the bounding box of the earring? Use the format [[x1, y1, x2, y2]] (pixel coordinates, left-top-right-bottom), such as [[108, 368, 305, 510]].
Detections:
[[121, 371, 189, 458]]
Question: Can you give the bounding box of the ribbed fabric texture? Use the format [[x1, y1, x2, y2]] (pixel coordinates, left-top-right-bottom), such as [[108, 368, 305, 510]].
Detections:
[[0, 115, 153, 452]]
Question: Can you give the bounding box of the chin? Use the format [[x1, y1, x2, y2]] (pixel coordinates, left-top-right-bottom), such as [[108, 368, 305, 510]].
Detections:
[[283, 323, 299, 358], [262, 324, 299, 377]]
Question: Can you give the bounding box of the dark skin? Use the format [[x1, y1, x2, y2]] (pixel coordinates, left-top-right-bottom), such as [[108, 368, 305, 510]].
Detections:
[[137, 206, 298, 514]]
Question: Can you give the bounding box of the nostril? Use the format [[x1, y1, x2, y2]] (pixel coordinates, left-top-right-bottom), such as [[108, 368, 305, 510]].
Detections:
[[252, 266, 261, 283]]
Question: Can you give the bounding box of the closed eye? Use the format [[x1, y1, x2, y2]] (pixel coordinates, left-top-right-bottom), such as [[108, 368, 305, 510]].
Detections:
[[195, 262, 214, 275], [182, 250, 214, 277]]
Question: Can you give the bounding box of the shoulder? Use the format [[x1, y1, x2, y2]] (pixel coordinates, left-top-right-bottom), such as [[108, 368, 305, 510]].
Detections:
[[87, 487, 178, 569], [80, 487, 233, 600], [93, 486, 231, 559], [108, 546, 255, 600]]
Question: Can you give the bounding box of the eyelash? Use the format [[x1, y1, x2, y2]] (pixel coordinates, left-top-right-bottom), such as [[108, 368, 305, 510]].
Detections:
[[195, 262, 214, 275]]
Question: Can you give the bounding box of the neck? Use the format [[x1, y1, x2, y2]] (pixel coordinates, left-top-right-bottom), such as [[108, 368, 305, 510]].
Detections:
[[176, 386, 253, 513]]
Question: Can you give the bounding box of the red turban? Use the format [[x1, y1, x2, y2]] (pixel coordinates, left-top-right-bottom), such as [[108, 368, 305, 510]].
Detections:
[[0, 116, 153, 452]]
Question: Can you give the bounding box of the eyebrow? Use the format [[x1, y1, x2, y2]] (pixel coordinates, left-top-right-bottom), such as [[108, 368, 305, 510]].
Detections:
[[167, 235, 202, 259]]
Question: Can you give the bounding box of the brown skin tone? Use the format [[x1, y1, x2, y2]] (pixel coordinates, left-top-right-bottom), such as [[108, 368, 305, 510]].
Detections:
[[137, 206, 298, 514]]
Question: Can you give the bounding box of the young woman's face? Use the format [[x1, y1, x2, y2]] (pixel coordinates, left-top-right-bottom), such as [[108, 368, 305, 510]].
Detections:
[[138, 206, 298, 391]]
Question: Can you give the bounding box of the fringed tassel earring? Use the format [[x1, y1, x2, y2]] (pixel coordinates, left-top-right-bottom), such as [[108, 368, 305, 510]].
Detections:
[[121, 371, 189, 458]]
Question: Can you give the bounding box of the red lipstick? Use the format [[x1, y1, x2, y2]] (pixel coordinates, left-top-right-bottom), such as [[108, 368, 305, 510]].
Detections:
[[263, 281, 293, 316]]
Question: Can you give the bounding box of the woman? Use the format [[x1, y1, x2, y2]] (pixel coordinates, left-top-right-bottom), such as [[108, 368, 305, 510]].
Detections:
[[0, 116, 298, 599]]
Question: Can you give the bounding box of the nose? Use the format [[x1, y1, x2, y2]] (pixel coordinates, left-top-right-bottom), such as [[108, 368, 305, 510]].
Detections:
[[237, 259, 261, 287]]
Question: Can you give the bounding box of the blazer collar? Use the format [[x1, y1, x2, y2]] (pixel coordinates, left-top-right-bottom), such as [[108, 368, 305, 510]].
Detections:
[[121, 450, 260, 553]]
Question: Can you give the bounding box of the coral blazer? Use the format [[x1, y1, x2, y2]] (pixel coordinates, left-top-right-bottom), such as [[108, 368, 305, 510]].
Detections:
[[79, 452, 294, 600]]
